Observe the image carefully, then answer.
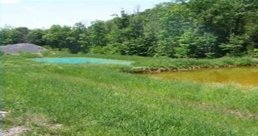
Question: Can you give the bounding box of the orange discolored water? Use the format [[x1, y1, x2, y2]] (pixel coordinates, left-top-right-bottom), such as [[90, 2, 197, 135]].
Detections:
[[150, 67, 258, 86]]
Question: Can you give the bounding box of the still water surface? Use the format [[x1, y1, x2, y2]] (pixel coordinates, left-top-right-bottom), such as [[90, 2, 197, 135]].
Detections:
[[31, 57, 132, 65], [150, 67, 258, 86]]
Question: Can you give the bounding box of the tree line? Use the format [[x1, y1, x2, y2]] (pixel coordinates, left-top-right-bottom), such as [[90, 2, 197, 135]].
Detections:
[[1, 0, 258, 58]]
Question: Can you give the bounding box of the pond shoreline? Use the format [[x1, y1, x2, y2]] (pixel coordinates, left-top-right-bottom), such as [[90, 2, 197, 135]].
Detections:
[[147, 67, 258, 87], [125, 64, 258, 74]]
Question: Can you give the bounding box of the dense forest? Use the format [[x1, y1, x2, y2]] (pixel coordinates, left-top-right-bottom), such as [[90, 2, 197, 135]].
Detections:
[[1, 0, 258, 58]]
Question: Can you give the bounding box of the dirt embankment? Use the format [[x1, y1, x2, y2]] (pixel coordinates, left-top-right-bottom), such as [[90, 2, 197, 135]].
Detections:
[[0, 43, 46, 55]]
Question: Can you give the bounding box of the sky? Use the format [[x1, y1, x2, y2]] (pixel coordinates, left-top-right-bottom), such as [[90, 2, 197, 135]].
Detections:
[[0, 0, 171, 29]]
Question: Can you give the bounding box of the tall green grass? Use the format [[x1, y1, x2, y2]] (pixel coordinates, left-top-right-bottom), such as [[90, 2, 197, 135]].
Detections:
[[2, 55, 258, 135]]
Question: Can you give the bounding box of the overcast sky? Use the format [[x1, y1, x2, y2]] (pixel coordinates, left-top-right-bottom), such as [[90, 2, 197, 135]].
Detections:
[[0, 0, 171, 29]]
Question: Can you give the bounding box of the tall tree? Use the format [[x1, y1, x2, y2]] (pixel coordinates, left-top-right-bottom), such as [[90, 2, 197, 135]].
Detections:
[[26, 29, 46, 45]]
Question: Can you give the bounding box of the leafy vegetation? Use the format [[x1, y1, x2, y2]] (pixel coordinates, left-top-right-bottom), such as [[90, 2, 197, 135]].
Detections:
[[2, 55, 258, 135], [1, 0, 258, 58], [1, 0, 258, 135]]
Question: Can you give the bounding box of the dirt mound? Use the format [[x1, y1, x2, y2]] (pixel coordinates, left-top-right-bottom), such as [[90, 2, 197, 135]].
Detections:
[[0, 43, 47, 54]]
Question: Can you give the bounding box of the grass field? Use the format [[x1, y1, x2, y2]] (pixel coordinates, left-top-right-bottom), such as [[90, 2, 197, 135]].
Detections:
[[1, 55, 258, 135]]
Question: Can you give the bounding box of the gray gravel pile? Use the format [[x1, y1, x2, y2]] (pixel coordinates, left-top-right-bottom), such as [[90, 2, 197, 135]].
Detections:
[[0, 43, 46, 54]]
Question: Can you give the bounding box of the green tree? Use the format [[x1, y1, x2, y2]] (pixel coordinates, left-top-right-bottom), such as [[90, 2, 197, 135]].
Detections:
[[0, 27, 30, 44], [219, 34, 246, 56], [177, 30, 217, 58], [88, 21, 108, 47], [26, 29, 46, 45], [69, 22, 89, 53], [43, 25, 72, 50]]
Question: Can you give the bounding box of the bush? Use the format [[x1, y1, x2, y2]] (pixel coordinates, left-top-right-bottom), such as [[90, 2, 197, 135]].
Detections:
[[252, 48, 258, 58], [89, 44, 121, 55], [219, 35, 246, 56]]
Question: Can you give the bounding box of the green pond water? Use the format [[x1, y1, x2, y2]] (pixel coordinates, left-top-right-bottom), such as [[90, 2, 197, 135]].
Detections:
[[150, 67, 258, 86], [32, 57, 132, 65]]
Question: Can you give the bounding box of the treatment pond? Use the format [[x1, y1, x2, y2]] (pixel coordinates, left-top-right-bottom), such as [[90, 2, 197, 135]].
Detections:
[[32, 57, 133, 65], [150, 67, 258, 86]]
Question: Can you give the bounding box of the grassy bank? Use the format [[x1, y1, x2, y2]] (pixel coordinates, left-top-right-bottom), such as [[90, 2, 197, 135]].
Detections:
[[1, 55, 258, 135], [38, 52, 258, 73], [120, 56, 258, 73]]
